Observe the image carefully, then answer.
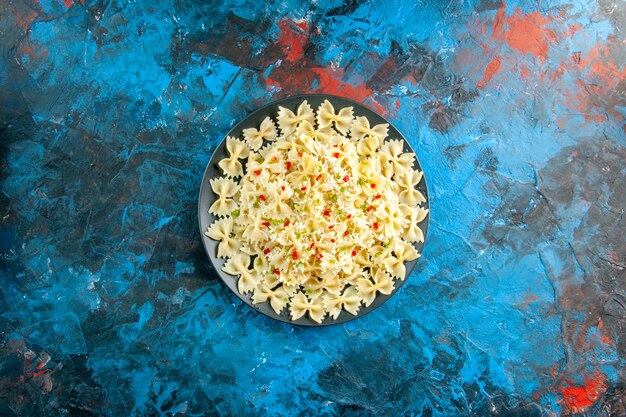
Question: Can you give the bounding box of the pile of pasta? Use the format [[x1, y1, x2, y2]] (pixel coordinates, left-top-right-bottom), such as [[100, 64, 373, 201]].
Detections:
[[205, 100, 428, 323]]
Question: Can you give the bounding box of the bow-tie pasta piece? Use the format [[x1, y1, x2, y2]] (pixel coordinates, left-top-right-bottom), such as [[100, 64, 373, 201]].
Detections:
[[296, 120, 330, 144], [400, 205, 429, 243], [350, 116, 389, 142], [252, 283, 291, 314], [383, 240, 419, 280], [357, 135, 382, 157], [397, 170, 426, 206], [243, 117, 277, 151], [277, 100, 315, 136], [218, 137, 250, 178], [289, 292, 326, 323], [222, 253, 256, 294], [317, 100, 354, 135], [374, 200, 409, 239], [357, 269, 395, 307], [208, 178, 239, 217], [323, 286, 362, 319], [379, 139, 416, 178], [205, 217, 240, 258]]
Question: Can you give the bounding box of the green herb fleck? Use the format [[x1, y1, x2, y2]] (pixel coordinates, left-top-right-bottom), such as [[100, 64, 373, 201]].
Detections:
[[340, 186, 346, 192], [231, 209, 240, 217]]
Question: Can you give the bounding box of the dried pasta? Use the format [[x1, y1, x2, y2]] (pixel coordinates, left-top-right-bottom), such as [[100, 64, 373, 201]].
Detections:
[[204, 99, 428, 323]]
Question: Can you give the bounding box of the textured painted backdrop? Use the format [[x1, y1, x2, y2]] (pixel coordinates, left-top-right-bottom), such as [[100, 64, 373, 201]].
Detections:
[[1, 0, 625, 416]]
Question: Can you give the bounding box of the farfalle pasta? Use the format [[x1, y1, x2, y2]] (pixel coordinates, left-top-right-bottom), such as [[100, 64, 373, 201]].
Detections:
[[204, 99, 428, 323]]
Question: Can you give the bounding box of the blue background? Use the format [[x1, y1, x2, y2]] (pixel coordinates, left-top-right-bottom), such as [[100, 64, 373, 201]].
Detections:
[[0, 0, 624, 416]]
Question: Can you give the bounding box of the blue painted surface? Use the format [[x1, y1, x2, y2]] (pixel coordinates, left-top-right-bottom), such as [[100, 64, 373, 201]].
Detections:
[[0, 0, 625, 416]]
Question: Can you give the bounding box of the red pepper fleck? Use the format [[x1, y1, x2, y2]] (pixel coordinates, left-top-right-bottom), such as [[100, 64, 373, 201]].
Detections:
[[374, 194, 381, 199], [300, 186, 307, 191], [284, 220, 290, 227], [271, 156, 278, 162], [262, 221, 270, 227], [343, 175, 349, 182], [330, 239, 335, 243], [373, 222, 379, 230], [310, 242, 315, 249], [344, 230, 349, 236], [297, 152, 303, 157], [333, 144, 338, 147], [323, 210, 330, 216], [263, 248, 270, 254], [346, 214, 352, 219], [292, 251, 298, 260], [286, 161, 292, 170], [370, 183, 376, 189], [274, 268, 280, 275], [259, 195, 266, 201], [329, 225, 334, 229], [332, 152, 340, 158], [316, 174, 322, 181], [351, 250, 357, 256], [281, 185, 285, 191], [367, 206, 373, 212], [316, 253, 323, 260], [253, 169, 262, 176]]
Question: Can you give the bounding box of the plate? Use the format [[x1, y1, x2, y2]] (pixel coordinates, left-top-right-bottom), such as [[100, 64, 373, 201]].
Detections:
[[198, 94, 430, 326]]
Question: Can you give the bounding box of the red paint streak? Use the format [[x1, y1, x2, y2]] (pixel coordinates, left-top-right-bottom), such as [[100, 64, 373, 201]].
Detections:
[[13, 7, 39, 30], [311, 67, 386, 114], [549, 364, 559, 378], [547, 61, 566, 82], [277, 19, 309, 63], [566, 23, 582, 36], [515, 294, 539, 308], [265, 18, 391, 117], [477, 55, 502, 88], [597, 319, 612, 345], [560, 372, 606, 413], [561, 44, 626, 123], [492, 7, 556, 60], [31, 369, 48, 378], [20, 45, 34, 55], [519, 64, 530, 78]]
